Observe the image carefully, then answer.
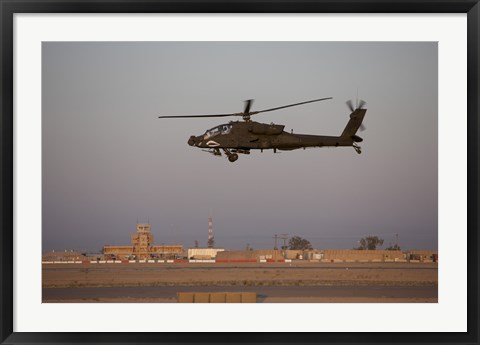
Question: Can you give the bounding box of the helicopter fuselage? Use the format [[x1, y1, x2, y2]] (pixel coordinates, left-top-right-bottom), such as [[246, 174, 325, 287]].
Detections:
[[188, 121, 354, 151], [159, 96, 366, 162], [187, 108, 366, 161]]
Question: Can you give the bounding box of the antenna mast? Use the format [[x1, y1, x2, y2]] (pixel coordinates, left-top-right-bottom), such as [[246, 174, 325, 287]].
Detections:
[[207, 214, 214, 248]]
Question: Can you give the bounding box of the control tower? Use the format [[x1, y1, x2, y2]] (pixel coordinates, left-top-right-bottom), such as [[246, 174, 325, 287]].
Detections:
[[131, 223, 154, 259]]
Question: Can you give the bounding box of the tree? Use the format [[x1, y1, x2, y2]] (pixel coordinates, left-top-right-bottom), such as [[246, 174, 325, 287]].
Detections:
[[355, 236, 384, 250], [288, 236, 313, 250], [385, 244, 401, 251]]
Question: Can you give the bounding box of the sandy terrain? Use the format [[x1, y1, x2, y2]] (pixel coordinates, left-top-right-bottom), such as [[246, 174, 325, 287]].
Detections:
[[42, 262, 438, 288]]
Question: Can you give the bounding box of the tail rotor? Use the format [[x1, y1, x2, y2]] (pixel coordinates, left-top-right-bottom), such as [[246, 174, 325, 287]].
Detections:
[[346, 100, 355, 112], [345, 99, 367, 112], [357, 99, 366, 109]]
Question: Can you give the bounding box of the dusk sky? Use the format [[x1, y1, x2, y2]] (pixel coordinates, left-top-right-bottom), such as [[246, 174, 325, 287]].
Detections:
[[42, 42, 437, 253]]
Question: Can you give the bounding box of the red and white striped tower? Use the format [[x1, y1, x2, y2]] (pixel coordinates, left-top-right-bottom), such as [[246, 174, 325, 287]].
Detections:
[[207, 215, 214, 247]]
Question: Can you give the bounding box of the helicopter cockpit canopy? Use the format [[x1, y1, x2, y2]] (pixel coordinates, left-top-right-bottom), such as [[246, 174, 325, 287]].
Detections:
[[204, 124, 232, 139]]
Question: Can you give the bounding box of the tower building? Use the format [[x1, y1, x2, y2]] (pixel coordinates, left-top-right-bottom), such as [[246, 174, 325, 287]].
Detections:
[[103, 222, 183, 260], [131, 223, 154, 259]]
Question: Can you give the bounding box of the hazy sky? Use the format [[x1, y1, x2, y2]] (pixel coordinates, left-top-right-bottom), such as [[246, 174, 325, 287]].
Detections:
[[42, 42, 437, 252]]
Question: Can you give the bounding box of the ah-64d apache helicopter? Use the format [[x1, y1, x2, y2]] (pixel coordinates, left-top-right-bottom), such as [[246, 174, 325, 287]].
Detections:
[[158, 97, 366, 162]]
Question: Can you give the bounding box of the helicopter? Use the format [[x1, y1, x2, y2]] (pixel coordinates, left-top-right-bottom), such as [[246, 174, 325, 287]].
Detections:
[[158, 97, 366, 162]]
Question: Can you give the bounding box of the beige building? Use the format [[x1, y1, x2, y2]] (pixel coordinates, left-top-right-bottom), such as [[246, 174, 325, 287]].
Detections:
[[187, 248, 225, 259], [102, 223, 183, 260], [42, 250, 84, 262], [407, 250, 438, 262]]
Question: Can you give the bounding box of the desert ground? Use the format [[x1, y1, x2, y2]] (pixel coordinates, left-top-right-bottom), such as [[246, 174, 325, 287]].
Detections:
[[42, 262, 437, 303]]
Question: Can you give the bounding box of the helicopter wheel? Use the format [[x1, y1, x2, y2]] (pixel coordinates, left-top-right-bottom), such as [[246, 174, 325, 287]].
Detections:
[[228, 153, 239, 162], [353, 143, 362, 154]]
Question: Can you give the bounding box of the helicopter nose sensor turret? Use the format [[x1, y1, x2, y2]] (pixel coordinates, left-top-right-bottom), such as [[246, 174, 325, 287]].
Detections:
[[188, 136, 196, 146]]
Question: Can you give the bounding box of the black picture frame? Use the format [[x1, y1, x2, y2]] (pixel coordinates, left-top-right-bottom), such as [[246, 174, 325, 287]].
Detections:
[[1, 1, 478, 344]]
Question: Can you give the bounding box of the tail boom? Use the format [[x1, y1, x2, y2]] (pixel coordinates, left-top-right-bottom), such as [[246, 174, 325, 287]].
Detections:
[[341, 109, 366, 140]]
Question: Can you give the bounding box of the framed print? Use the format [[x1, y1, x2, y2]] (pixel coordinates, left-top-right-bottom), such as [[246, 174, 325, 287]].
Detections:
[[1, 0, 479, 344]]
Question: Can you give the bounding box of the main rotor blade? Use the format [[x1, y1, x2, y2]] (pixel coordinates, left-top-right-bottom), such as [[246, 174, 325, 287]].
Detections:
[[244, 99, 253, 114], [254, 97, 332, 115], [158, 96, 332, 119], [358, 99, 367, 109], [158, 113, 239, 119]]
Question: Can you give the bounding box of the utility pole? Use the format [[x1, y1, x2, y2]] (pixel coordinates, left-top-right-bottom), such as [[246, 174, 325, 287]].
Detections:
[[280, 234, 289, 250], [273, 234, 278, 250], [279, 234, 289, 257]]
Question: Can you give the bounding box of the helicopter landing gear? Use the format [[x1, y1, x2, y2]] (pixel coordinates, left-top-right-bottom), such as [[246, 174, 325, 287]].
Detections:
[[202, 148, 222, 157], [353, 143, 362, 154], [223, 148, 238, 162]]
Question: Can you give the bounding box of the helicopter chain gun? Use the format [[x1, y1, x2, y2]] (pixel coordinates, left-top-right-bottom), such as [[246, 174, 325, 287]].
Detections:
[[158, 97, 366, 162]]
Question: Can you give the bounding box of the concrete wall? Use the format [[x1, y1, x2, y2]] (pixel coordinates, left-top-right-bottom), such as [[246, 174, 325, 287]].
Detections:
[[216, 250, 285, 261], [284, 250, 302, 259], [323, 250, 404, 261], [409, 250, 437, 256]]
